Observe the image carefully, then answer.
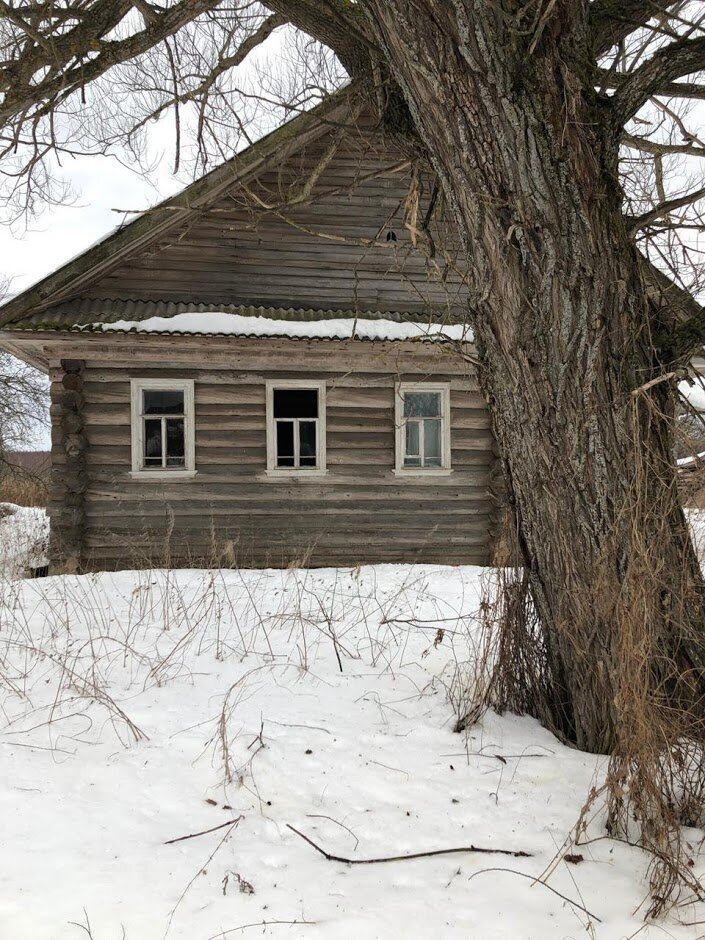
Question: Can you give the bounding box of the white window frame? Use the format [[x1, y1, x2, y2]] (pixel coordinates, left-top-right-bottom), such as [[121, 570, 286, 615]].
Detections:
[[130, 378, 196, 480], [394, 382, 452, 475], [265, 379, 327, 476]]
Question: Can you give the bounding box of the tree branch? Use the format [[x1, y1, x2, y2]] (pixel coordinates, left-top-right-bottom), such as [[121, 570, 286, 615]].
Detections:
[[641, 259, 705, 365], [115, 11, 287, 141], [599, 69, 705, 101], [261, 0, 375, 77], [628, 184, 705, 232], [0, 0, 136, 91], [286, 824, 533, 862], [590, 0, 684, 58], [0, 0, 227, 132], [622, 132, 705, 158], [653, 75, 705, 97], [611, 35, 705, 128]]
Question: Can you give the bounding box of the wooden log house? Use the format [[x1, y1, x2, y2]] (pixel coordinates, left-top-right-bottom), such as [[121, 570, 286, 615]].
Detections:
[[0, 89, 503, 572]]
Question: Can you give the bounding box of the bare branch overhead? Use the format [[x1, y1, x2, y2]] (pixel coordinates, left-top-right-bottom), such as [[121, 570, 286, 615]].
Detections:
[[599, 70, 705, 101], [611, 34, 705, 128], [590, 0, 686, 57], [0, 0, 226, 130], [261, 0, 375, 77], [628, 183, 705, 231]]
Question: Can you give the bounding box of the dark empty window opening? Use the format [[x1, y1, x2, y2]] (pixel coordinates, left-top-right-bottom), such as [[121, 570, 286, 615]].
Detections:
[[142, 388, 186, 469], [273, 388, 319, 468], [386, 230, 397, 242]]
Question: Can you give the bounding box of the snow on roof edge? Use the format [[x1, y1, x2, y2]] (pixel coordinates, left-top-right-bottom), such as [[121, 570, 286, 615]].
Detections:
[[81, 311, 474, 342]]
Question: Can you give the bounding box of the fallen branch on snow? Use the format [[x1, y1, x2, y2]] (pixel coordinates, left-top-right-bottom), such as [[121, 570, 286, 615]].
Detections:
[[164, 815, 244, 845], [286, 823, 532, 862]]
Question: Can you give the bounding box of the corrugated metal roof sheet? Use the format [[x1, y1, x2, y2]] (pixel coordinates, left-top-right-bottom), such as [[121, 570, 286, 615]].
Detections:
[[6, 300, 467, 336]]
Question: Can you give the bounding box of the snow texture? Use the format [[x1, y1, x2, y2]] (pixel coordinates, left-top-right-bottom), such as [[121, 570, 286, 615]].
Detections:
[[680, 379, 705, 411], [87, 312, 474, 342], [1, 513, 704, 939]]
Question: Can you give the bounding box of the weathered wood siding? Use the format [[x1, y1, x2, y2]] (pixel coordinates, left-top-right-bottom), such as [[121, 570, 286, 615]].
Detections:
[[48, 359, 87, 572], [76, 121, 468, 316], [46, 334, 496, 570]]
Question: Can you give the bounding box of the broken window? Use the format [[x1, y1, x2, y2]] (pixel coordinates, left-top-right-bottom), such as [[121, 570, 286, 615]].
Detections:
[[267, 382, 326, 471]]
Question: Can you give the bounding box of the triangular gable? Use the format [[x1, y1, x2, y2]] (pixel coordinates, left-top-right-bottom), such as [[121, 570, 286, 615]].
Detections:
[[0, 87, 468, 328]]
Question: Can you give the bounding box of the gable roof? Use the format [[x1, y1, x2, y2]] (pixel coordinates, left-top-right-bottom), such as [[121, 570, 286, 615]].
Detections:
[[0, 88, 355, 329]]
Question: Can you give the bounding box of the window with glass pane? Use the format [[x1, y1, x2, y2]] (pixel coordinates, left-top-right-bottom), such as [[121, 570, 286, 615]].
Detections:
[[273, 388, 319, 468], [403, 390, 443, 468], [141, 388, 186, 469]]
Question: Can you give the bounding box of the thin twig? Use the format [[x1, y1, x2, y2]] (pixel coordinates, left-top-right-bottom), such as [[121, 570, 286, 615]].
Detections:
[[206, 921, 317, 939], [306, 814, 360, 850], [286, 824, 532, 862], [630, 370, 679, 396], [164, 816, 243, 846], [466, 867, 602, 923], [442, 751, 549, 760], [164, 817, 243, 938]]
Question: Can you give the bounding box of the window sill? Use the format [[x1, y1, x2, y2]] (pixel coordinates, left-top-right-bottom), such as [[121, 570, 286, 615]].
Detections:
[[129, 470, 198, 481], [393, 468, 454, 477], [262, 469, 329, 479]]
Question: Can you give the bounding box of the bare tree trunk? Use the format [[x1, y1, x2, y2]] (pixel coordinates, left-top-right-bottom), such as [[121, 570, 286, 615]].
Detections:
[[364, 1, 705, 752]]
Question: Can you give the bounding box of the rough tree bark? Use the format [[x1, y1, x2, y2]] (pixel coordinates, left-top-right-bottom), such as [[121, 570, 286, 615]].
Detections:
[[361, 1, 705, 753]]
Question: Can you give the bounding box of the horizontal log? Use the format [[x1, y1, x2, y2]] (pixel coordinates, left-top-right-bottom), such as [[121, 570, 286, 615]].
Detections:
[[84, 501, 492, 518], [83, 529, 489, 548], [78, 366, 478, 389], [81, 551, 490, 570]]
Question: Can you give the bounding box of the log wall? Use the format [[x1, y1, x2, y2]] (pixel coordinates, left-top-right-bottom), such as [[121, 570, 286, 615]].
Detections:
[[48, 359, 87, 573], [45, 334, 497, 570]]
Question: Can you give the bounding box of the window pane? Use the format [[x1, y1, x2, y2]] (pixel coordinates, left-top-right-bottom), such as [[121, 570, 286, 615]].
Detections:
[[276, 421, 294, 467], [405, 420, 420, 457], [143, 389, 185, 415], [404, 455, 422, 467], [404, 391, 441, 418], [299, 421, 317, 462], [423, 418, 442, 466], [165, 418, 185, 467], [273, 388, 318, 419], [144, 418, 162, 465]]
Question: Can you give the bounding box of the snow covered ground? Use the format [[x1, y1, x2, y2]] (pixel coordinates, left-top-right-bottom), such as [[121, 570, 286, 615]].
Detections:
[[1, 512, 704, 938], [0, 501, 49, 578]]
